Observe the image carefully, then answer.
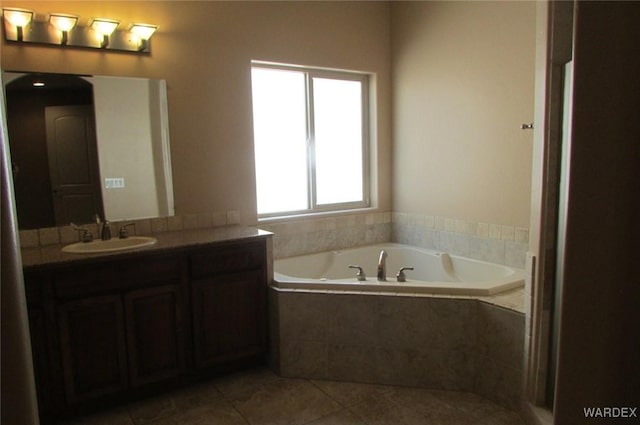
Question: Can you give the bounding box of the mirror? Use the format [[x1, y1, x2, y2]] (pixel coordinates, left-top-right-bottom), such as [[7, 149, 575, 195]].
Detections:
[[3, 71, 174, 230]]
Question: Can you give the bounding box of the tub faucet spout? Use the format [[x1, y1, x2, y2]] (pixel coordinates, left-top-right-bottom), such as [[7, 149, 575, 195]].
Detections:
[[377, 250, 387, 281]]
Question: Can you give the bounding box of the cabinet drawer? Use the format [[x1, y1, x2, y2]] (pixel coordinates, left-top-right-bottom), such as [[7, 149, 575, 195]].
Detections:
[[189, 241, 265, 278], [55, 255, 182, 299], [117, 255, 182, 286]]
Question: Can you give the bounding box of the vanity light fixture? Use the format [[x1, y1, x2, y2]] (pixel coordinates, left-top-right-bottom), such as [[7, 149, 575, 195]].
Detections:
[[2, 8, 158, 53], [130, 23, 158, 51], [90, 18, 119, 48], [49, 13, 78, 45], [2, 7, 33, 42]]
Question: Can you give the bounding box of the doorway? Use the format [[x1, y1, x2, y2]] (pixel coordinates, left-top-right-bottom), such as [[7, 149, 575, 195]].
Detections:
[[45, 104, 103, 226], [5, 73, 104, 229], [524, 0, 574, 418]]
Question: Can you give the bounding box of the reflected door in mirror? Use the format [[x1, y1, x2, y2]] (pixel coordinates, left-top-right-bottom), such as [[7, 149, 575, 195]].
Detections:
[[45, 105, 104, 226]]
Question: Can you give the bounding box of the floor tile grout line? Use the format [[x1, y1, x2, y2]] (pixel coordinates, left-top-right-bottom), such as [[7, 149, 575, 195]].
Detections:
[[298, 407, 359, 425], [54, 367, 526, 425], [211, 385, 253, 425], [303, 377, 420, 425], [298, 377, 358, 425], [306, 378, 352, 410], [210, 378, 254, 425]]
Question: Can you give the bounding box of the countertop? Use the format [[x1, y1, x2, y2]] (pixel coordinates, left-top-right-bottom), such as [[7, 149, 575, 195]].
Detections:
[[21, 226, 272, 269]]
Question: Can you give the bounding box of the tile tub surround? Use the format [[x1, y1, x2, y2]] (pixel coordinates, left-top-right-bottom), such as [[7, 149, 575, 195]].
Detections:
[[257, 211, 526, 268], [392, 212, 529, 269], [269, 290, 525, 411], [260, 211, 392, 259]]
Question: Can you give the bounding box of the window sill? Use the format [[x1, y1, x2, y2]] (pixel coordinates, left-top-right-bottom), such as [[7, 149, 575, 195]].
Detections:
[[257, 207, 384, 224]]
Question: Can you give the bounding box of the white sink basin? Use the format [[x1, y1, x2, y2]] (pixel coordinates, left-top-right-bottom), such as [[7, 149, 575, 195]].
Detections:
[[62, 236, 157, 254]]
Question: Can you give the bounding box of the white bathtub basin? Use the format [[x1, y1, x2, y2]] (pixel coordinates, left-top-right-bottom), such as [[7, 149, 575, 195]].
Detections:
[[273, 243, 524, 296], [62, 236, 157, 254]]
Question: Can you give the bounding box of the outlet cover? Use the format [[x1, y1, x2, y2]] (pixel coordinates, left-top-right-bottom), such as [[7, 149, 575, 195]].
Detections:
[[105, 178, 125, 189]]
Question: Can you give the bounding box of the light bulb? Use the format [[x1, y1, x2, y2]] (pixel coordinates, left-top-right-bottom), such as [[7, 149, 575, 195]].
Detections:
[[4, 8, 33, 27], [90, 18, 119, 48], [130, 24, 157, 40]]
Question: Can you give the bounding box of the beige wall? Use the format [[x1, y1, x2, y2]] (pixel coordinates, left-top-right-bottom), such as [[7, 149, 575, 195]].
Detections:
[[390, 1, 535, 228], [91, 76, 163, 221], [2, 1, 534, 230], [1, 1, 392, 225]]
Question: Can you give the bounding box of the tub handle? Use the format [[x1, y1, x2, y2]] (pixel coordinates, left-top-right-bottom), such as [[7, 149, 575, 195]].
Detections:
[[348, 265, 367, 281], [396, 267, 414, 282]]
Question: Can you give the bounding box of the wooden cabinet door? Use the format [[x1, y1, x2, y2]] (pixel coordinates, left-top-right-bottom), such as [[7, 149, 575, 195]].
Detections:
[[24, 272, 55, 415], [191, 269, 267, 368], [124, 284, 185, 387], [27, 305, 52, 414], [57, 295, 128, 404]]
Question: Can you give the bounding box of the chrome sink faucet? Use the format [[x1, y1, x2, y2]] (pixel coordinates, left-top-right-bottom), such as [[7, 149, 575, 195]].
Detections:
[[377, 249, 387, 281], [95, 214, 111, 241], [118, 222, 136, 239], [71, 223, 93, 242], [101, 220, 112, 240]]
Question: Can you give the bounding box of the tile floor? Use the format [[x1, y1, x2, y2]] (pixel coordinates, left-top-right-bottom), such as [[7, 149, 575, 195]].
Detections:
[[60, 368, 525, 425]]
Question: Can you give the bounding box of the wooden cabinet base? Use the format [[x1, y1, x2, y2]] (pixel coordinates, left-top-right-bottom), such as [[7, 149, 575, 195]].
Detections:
[[24, 237, 270, 423]]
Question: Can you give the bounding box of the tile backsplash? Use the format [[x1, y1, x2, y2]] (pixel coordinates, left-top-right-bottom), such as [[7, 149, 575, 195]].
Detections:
[[21, 209, 529, 269], [18, 210, 242, 249]]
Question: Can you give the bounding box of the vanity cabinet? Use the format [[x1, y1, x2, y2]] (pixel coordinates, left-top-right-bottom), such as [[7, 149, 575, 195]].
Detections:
[[124, 284, 186, 387], [57, 294, 129, 403], [191, 241, 268, 368], [57, 284, 187, 403], [24, 271, 56, 418], [54, 254, 187, 406], [23, 236, 269, 422]]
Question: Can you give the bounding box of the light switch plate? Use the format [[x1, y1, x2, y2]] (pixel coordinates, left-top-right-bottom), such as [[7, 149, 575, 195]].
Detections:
[[105, 178, 125, 189]]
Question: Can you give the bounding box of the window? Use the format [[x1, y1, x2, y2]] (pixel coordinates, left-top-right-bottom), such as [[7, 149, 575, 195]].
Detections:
[[251, 63, 369, 217]]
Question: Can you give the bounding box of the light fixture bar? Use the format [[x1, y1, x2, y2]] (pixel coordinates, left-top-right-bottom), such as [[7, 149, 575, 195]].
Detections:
[[2, 9, 157, 53]]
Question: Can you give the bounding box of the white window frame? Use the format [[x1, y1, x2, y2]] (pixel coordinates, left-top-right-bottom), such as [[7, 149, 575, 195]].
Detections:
[[251, 62, 371, 219]]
